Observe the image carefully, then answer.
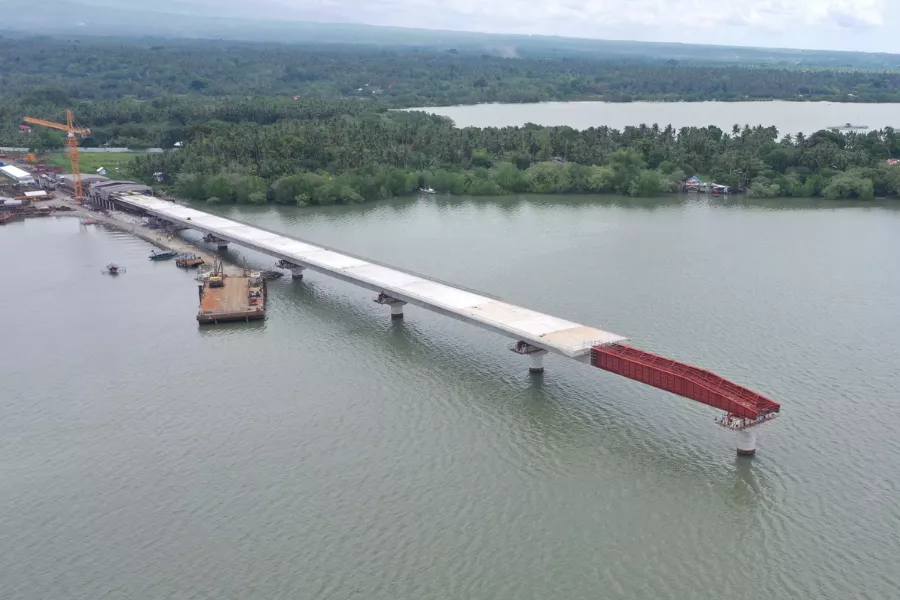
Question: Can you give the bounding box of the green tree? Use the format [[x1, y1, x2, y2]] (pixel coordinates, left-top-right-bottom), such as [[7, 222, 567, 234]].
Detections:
[[32, 129, 64, 152], [823, 172, 875, 199], [586, 166, 615, 192], [493, 162, 528, 193], [610, 149, 646, 193], [175, 173, 207, 201], [471, 149, 493, 168], [629, 170, 663, 196], [747, 178, 781, 198]]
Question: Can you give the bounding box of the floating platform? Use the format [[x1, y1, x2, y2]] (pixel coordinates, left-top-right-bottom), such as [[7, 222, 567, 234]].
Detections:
[[176, 253, 204, 269], [197, 272, 267, 324]]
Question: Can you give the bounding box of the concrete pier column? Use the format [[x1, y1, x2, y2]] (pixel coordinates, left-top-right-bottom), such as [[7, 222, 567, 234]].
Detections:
[[202, 233, 228, 251], [291, 267, 305, 280], [509, 342, 549, 374], [373, 292, 405, 318], [737, 429, 758, 456]]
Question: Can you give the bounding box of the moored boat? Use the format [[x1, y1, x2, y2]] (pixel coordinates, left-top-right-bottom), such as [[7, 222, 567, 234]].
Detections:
[[149, 250, 178, 261]]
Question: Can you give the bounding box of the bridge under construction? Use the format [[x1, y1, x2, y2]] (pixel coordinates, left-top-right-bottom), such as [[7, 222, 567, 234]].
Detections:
[[110, 192, 782, 455]]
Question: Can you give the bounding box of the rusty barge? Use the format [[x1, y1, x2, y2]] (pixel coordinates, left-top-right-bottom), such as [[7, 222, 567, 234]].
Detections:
[[196, 261, 267, 324]]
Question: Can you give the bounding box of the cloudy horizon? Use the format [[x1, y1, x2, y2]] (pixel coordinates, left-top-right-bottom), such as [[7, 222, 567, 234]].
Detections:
[[31, 0, 900, 53]]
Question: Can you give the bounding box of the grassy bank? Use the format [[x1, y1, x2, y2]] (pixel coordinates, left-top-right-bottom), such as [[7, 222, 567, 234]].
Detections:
[[45, 151, 146, 175]]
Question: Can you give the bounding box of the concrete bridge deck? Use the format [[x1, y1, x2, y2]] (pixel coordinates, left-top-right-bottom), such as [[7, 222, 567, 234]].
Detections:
[[100, 192, 781, 455], [114, 193, 626, 359]]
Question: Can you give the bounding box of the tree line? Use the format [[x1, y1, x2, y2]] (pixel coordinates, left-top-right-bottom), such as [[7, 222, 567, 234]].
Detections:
[[122, 103, 900, 204], [5, 37, 900, 203]]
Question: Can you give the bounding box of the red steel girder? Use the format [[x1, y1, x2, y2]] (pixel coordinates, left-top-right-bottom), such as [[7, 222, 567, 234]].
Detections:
[[591, 344, 781, 420]]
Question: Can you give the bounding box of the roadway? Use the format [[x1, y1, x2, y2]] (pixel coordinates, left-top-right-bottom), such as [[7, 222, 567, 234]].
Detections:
[[113, 193, 627, 360]]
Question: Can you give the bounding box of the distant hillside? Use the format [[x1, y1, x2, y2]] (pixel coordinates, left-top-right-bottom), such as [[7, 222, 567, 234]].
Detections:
[[3, 2, 900, 69]]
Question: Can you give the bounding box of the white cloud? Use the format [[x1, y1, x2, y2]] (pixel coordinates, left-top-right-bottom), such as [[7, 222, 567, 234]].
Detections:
[[346, 0, 888, 49], [142, 0, 883, 29], [262, 0, 887, 48], [100, 0, 894, 51], [368, 0, 886, 31]]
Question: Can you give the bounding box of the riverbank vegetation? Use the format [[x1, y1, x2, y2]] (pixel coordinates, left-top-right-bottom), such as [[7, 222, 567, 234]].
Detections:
[[124, 105, 900, 204], [5, 37, 900, 203]]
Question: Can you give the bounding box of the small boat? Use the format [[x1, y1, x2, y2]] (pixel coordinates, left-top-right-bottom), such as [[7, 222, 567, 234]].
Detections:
[[82, 219, 98, 225], [829, 122, 869, 131], [418, 187, 436, 195], [176, 253, 205, 269], [149, 250, 178, 261], [0, 213, 20, 225], [103, 263, 126, 275]]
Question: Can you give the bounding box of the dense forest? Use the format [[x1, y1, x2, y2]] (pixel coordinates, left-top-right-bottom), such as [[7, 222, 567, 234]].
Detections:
[[5, 37, 900, 111], [126, 105, 900, 204], [4, 37, 900, 203]]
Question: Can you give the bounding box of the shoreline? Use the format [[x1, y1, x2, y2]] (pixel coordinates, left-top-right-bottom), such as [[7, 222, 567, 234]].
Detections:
[[36, 195, 244, 276]]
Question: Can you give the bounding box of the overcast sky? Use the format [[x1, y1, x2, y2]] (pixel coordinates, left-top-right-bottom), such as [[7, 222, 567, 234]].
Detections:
[[117, 0, 897, 52]]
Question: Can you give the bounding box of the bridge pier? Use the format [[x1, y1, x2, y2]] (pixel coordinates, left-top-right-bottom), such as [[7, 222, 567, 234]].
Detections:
[[509, 341, 548, 374], [202, 233, 228, 251], [736, 429, 758, 456], [112, 194, 783, 459], [277, 260, 305, 280], [374, 292, 406, 319]]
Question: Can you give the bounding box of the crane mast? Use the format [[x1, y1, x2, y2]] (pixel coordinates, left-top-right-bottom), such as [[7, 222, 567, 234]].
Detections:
[[23, 110, 90, 203]]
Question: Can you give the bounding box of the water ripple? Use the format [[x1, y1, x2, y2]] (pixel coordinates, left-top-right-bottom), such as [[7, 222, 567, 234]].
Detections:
[[2, 205, 899, 600]]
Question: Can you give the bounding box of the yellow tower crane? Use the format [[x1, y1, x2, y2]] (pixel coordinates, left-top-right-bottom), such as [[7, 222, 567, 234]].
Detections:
[[23, 110, 91, 202]]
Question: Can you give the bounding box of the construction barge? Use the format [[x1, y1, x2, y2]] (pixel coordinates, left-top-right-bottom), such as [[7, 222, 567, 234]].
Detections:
[[196, 261, 267, 324], [176, 252, 205, 269]]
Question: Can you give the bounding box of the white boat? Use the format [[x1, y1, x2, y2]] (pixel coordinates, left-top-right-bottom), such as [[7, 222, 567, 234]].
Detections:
[[419, 187, 436, 195], [828, 122, 869, 131]]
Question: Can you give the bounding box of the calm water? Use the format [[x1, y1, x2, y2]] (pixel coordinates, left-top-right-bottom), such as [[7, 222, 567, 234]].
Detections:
[[2, 195, 900, 600], [410, 100, 900, 134]]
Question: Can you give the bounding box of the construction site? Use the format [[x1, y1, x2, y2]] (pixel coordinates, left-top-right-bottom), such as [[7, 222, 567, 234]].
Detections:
[[1, 110, 151, 214], [196, 258, 267, 324], [2, 109, 783, 455], [2, 109, 265, 325]]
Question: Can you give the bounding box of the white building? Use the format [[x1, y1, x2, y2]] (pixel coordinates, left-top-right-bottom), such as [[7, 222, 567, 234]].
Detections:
[[0, 165, 36, 186]]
